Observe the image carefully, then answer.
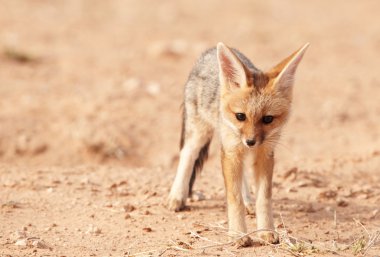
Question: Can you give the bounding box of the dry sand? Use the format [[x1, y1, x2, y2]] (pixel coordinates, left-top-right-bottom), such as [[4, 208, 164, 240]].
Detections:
[[1, 1, 380, 256]]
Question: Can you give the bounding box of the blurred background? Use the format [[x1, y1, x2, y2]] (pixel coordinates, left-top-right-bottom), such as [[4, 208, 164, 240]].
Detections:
[[1, 0, 380, 169]]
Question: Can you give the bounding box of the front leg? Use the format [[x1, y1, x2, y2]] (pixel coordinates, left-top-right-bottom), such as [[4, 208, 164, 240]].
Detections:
[[221, 146, 246, 236], [254, 149, 279, 244]]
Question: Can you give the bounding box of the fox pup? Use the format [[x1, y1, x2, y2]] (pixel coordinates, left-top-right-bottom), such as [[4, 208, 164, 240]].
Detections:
[[168, 42, 309, 243]]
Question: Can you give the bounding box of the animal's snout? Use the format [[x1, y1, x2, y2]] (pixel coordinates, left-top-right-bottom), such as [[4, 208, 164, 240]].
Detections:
[[245, 139, 256, 147]]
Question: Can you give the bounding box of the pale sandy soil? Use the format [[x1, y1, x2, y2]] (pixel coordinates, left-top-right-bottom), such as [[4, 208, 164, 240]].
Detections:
[[1, 1, 380, 256]]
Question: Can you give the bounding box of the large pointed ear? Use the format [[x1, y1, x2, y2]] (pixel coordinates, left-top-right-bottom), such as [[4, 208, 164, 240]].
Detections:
[[217, 42, 248, 92], [270, 43, 309, 93]]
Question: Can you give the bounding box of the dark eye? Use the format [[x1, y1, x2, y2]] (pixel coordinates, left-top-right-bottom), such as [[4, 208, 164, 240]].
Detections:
[[235, 113, 246, 121], [262, 115, 274, 124]]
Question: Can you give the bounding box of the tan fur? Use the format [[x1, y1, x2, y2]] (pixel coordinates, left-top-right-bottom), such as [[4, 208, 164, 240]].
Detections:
[[168, 42, 309, 244]]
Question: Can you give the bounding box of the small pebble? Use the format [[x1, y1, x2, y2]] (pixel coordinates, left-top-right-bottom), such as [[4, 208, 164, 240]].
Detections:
[[86, 224, 101, 235], [142, 227, 152, 232], [123, 204, 136, 212], [15, 239, 27, 247]]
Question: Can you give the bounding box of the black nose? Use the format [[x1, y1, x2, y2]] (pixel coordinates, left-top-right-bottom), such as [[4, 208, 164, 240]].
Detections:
[[246, 139, 256, 146]]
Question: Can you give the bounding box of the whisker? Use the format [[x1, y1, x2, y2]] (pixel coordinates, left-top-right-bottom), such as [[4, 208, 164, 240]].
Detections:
[[263, 137, 292, 154]]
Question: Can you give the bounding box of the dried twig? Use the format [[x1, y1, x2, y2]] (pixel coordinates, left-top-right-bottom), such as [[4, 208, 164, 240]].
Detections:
[[362, 230, 380, 255]]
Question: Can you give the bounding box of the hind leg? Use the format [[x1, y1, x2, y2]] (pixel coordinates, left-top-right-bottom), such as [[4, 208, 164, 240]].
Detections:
[[242, 168, 255, 215], [241, 153, 255, 214], [168, 116, 212, 211]]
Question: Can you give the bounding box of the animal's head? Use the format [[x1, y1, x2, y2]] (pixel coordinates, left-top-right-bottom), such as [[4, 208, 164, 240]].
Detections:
[[217, 42, 309, 149]]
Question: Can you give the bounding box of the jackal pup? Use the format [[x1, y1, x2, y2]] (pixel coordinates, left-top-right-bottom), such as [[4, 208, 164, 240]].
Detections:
[[168, 42, 309, 243]]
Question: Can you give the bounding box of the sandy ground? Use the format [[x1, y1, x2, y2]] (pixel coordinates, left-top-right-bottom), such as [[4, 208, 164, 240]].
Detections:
[[1, 0, 380, 256]]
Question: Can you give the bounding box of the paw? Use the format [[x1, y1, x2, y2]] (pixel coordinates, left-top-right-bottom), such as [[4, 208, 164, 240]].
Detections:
[[167, 195, 186, 212], [235, 236, 254, 248], [258, 231, 279, 244]]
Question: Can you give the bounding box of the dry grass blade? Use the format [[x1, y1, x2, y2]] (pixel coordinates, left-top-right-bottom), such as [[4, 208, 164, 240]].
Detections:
[[351, 218, 380, 255], [351, 236, 367, 255], [190, 230, 221, 245], [353, 218, 370, 237], [362, 231, 380, 255]]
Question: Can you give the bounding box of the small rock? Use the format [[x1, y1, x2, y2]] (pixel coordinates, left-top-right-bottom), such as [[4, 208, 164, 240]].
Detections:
[[190, 191, 205, 202], [44, 223, 57, 231], [167, 39, 188, 56], [80, 177, 90, 185], [104, 202, 113, 208], [176, 241, 192, 250], [15, 134, 29, 154], [286, 187, 298, 193], [117, 188, 129, 197], [52, 179, 61, 184], [46, 187, 54, 193], [319, 190, 337, 200], [296, 180, 310, 188], [297, 203, 317, 213], [147, 42, 165, 57], [15, 239, 27, 247], [337, 198, 349, 207], [122, 78, 141, 92], [177, 214, 185, 220], [358, 194, 370, 200], [2, 201, 21, 209], [86, 224, 101, 235], [32, 239, 51, 249], [145, 82, 161, 95], [143, 227, 152, 232], [32, 143, 48, 154], [370, 209, 379, 219], [123, 204, 136, 212]]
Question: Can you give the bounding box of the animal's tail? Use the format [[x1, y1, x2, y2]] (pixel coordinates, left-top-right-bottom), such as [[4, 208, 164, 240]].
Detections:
[[179, 107, 211, 197]]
